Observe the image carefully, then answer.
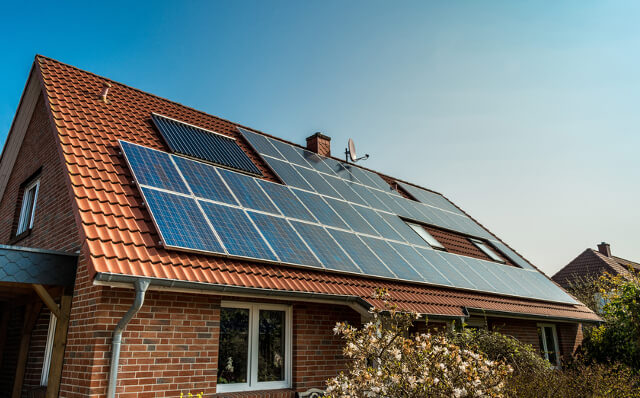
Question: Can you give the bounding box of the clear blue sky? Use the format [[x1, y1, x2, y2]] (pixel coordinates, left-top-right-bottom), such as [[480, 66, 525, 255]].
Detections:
[[1, 1, 638, 275]]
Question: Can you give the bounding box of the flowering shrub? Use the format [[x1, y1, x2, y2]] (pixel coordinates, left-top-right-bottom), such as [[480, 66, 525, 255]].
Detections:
[[325, 289, 512, 397]]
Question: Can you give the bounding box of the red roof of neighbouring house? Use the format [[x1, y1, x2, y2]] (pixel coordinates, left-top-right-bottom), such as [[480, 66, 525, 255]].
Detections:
[[28, 55, 598, 322], [553, 245, 639, 288]]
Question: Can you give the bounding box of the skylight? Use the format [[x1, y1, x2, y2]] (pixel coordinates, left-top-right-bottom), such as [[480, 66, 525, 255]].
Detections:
[[407, 222, 445, 250], [470, 239, 505, 263]]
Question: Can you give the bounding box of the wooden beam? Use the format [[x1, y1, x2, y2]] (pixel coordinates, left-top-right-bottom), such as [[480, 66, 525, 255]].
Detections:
[[45, 293, 72, 398], [32, 284, 61, 318], [12, 301, 42, 398]]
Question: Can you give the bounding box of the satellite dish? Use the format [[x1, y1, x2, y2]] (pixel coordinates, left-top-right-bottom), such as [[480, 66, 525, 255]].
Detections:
[[348, 138, 357, 162]]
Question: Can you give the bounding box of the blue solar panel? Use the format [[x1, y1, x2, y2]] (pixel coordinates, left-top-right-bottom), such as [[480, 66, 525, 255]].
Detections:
[[323, 197, 378, 235], [323, 175, 368, 206], [369, 189, 409, 215], [327, 229, 395, 278], [152, 114, 261, 175], [352, 205, 403, 241], [217, 168, 280, 214], [120, 141, 189, 194], [489, 241, 535, 270], [172, 156, 237, 205], [247, 211, 321, 267], [460, 257, 518, 296], [262, 157, 314, 191], [238, 127, 284, 159], [347, 166, 390, 191], [199, 201, 277, 261], [269, 139, 312, 168], [349, 183, 390, 211], [388, 242, 452, 287], [290, 221, 359, 273], [293, 166, 342, 198], [301, 150, 337, 176], [141, 187, 223, 252], [322, 157, 361, 183], [439, 252, 497, 293], [292, 190, 348, 229], [257, 181, 316, 222], [415, 248, 476, 290], [398, 182, 464, 215], [360, 236, 423, 281], [377, 212, 429, 246]]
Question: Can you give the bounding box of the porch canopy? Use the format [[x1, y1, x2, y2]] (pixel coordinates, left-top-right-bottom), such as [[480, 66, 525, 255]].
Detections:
[[0, 244, 77, 398]]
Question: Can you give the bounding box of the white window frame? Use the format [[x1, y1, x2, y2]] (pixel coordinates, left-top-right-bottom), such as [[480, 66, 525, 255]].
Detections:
[[470, 239, 506, 263], [217, 301, 292, 393], [41, 311, 57, 386], [17, 178, 40, 235], [406, 222, 445, 250], [537, 323, 560, 368]]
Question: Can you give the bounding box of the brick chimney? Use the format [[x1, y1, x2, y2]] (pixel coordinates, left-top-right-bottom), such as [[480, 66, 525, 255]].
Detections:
[[306, 132, 331, 157], [597, 242, 611, 257]]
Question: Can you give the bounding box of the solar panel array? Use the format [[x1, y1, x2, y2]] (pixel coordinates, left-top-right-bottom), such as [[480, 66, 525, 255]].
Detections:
[[121, 139, 576, 304], [152, 114, 262, 175]]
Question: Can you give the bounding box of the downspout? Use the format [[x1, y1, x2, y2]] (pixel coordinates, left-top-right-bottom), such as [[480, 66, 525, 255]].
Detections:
[[107, 278, 150, 398]]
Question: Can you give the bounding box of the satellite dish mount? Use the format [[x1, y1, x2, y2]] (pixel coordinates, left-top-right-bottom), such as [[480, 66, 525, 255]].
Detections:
[[345, 138, 369, 163]]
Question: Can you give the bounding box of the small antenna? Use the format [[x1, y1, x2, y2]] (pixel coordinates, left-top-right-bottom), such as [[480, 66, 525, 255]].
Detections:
[[345, 138, 369, 163]]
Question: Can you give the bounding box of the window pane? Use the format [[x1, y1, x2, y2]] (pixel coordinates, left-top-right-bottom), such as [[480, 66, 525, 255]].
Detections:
[[537, 326, 547, 359], [218, 308, 250, 384], [544, 326, 558, 365], [18, 186, 36, 234], [258, 310, 285, 382], [407, 222, 445, 249]]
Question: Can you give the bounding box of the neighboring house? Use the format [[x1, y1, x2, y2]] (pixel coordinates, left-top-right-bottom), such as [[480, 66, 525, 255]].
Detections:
[[553, 242, 640, 289], [0, 56, 598, 398]]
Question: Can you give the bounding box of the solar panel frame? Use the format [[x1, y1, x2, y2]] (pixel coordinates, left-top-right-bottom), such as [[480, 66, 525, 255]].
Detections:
[[257, 180, 316, 222], [199, 200, 278, 261], [120, 141, 190, 194], [152, 113, 262, 175], [238, 127, 284, 159]]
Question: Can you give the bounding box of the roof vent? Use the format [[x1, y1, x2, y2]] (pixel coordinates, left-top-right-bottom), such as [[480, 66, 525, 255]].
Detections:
[[100, 82, 112, 103], [597, 242, 611, 257], [306, 132, 331, 157]]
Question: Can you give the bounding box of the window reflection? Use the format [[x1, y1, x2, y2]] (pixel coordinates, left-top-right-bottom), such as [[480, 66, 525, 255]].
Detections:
[[218, 308, 249, 384], [258, 310, 285, 382]]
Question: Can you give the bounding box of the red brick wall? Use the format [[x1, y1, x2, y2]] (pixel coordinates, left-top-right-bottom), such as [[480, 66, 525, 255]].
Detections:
[[0, 94, 80, 252]]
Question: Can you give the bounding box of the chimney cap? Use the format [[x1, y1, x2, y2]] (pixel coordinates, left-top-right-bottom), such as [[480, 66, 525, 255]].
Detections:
[[306, 132, 331, 142]]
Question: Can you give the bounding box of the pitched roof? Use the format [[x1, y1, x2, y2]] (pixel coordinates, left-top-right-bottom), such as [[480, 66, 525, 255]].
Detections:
[[30, 55, 598, 322], [553, 247, 639, 288]]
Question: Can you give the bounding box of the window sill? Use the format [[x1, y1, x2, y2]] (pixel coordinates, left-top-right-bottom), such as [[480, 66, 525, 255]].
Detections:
[[9, 229, 32, 245], [213, 388, 295, 398]]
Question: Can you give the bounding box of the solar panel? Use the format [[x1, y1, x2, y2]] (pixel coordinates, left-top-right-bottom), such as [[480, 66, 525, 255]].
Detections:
[[199, 201, 277, 261], [489, 241, 535, 270], [293, 166, 342, 198], [301, 150, 337, 176], [238, 127, 284, 159], [323, 197, 378, 235], [352, 205, 404, 241], [290, 221, 360, 273], [377, 212, 430, 246], [141, 187, 223, 252], [217, 168, 280, 214], [415, 248, 476, 290], [347, 166, 390, 191], [292, 190, 348, 229], [369, 189, 410, 215], [172, 156, 237, 205], [327, 229, 394, 278], [388, 242, 452, 287], [460, 257, 518, 296], [257, 181, 316, 222], [398, 182, 463, 215], [152, 114, 261, 175], [120, 141, 189, 194], [360, 236, 423, 281], [323, 175, 368, 206], [247, 211, 321, 267], [262, 157, 314, 191], [439, 252, 497, 293], [322, 157, 361, 183], [349, 183, 390, 211], [269, 139, 312, 168]]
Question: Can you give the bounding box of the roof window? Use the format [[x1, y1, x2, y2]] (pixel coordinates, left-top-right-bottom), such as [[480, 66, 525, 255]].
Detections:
[[470, 239, 505, 263], [407, 222, 445, 250]]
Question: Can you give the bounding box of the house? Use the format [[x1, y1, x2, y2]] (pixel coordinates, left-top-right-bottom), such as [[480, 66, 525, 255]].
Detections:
[[0, 56, 598, 398], [553, 242, 640, 289]]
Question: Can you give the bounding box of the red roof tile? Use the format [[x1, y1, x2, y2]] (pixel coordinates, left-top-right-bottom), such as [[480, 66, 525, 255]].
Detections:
[[34, 55, 598, 322]]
